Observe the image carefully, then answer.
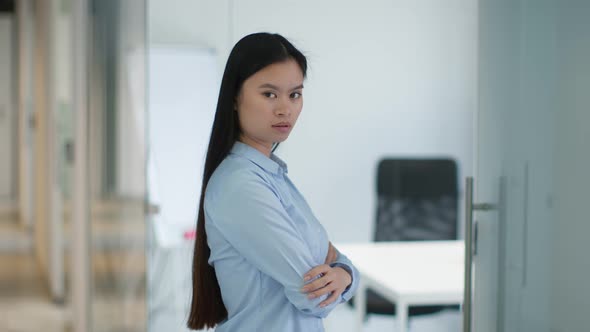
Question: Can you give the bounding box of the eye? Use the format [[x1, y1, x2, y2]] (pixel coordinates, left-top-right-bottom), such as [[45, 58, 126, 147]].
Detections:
[[290, 92, 302, 99], [263, 92, 277, 99]]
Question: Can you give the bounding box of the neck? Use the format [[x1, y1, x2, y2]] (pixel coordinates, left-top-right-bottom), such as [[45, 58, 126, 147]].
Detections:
[[238, 136, 272, 157]]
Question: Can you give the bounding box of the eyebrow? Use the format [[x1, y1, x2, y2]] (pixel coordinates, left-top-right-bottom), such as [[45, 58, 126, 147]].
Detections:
[[258, 83, 304, 91]]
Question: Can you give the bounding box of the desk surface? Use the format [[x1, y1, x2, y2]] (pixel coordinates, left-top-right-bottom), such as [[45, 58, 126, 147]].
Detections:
[[338, 241, 464, 305]]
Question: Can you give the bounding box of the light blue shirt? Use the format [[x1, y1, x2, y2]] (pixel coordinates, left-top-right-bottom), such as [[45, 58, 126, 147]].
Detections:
[[204, 141, 360, 332]]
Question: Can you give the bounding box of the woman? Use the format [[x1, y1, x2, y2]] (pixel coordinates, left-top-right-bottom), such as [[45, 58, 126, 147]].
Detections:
[[188, 32, 359, 332]]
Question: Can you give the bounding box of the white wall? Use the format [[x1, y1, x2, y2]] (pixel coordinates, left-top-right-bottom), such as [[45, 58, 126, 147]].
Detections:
[[149, 0, 477, 242], [148, 0, 231, 73]]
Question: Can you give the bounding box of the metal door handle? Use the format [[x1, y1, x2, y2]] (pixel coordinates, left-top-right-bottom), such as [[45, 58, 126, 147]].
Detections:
[[463, 177, 497, 332]]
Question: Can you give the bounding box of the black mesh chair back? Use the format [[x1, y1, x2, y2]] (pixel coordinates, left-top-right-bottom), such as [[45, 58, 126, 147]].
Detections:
[[375, 159, 458, 242], [351, 158, 460, 317]]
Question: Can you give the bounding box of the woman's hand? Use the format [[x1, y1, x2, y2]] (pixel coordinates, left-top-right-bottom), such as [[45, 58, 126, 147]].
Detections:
[[301, 264, 352, 308], [324, 242, 337, 264]]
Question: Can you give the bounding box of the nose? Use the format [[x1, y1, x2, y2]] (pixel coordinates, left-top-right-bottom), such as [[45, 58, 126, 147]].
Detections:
[[275, 99, 291, 117]]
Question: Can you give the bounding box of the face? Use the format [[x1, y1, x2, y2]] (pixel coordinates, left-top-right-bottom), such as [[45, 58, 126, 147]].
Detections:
[[236, 59, 304, 157]]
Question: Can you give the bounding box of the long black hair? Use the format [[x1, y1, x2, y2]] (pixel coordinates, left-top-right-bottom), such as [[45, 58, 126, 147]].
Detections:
[[187, 32, 308, 330]]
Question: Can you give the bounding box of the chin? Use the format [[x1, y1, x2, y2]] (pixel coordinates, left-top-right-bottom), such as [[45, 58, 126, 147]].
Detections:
[[275, 136, 289, 143]]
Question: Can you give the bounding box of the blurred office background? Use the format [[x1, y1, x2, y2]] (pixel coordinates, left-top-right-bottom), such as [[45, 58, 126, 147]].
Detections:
[[1, 0, 589, 332], [1, 0, 147, 331]]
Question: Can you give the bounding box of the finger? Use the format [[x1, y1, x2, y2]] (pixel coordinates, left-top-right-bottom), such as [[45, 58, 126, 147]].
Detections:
[[303, 264, 330, 282], [319, 290, 341, 308], [307, 283, 336, 300], [301, 273, 331, 293]]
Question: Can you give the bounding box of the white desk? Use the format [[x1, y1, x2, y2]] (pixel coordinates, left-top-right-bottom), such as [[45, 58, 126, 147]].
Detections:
[[338, 241, 464, 332]]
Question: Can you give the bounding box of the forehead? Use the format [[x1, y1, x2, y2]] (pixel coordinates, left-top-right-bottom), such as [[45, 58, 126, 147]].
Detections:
[[246, 60, 304, 87]]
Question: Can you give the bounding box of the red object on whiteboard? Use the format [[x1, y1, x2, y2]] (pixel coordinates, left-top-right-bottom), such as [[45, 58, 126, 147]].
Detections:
[[183, 230, 196, 240]]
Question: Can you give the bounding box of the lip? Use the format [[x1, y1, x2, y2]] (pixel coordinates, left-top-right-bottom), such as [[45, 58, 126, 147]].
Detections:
[[272, 122, 291, 133], [272, 122, 291, 127]]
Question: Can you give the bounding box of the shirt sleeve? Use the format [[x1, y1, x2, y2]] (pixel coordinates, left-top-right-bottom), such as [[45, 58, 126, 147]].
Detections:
[[329, 247, 360, 302], [204, 172, 341, 318]]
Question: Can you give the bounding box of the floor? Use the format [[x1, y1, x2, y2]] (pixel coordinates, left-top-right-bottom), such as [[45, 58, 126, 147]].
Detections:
[[0, 201, 146, 332], [325, 305, 461, 332], [0, 250, 70, 332], [0, 286, 460, 332]]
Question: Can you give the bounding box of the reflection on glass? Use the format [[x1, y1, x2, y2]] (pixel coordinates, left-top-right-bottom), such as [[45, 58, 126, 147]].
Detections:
[[88, 0, 147, 331]]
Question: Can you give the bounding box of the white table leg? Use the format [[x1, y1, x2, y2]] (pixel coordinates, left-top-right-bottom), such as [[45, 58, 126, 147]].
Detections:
[[397, 301, 408, 332], [355, 278, 366, 332]]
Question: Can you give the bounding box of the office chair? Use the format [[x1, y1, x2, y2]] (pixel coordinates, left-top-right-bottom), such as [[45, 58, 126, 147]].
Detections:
[[350, 158, 459, 317]]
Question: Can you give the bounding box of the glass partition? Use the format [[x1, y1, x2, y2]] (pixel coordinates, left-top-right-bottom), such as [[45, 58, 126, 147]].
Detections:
[[87, 0, 147, 331]]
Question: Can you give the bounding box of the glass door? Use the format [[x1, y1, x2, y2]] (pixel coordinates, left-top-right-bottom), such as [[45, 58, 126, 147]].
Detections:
[[466, 0, 590, 331]]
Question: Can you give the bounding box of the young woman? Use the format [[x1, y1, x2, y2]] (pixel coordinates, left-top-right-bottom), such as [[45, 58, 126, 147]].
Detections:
[[188, 32, 359, 332]]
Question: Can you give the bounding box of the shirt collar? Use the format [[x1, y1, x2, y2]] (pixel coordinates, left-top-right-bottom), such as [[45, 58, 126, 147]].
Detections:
[[230, 141, 288, 175]]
